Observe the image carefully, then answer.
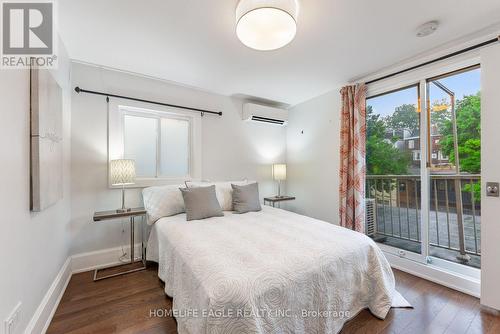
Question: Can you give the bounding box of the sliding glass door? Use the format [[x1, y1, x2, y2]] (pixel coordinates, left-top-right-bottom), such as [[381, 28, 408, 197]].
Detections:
[[365, 65, 481, 270]]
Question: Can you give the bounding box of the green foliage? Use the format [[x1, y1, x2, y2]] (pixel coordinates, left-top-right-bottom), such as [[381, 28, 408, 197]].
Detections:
[[459, 139, 481, 173], [367, 92, 481, 204], [439, 93, 481, 174], [366, 106, 411, 175], [385, 104, 419, 136], [367, 93, 481, 202], [463, 181, 481, 203]]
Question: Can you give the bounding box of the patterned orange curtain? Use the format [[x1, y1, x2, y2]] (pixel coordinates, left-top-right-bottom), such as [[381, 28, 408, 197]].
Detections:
[[339, 84, 367, 232]]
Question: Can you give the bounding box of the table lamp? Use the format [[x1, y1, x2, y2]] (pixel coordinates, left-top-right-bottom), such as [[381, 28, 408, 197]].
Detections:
[[272, 163, 286, 198], [110, 159, 136, 212]]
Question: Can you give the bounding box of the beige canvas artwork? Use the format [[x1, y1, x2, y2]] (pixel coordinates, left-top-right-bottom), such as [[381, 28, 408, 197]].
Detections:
[[30, 68, 63, 211]]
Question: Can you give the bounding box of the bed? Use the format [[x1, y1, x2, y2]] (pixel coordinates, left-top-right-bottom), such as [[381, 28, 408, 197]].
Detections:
[[146, 205, 397, 334]]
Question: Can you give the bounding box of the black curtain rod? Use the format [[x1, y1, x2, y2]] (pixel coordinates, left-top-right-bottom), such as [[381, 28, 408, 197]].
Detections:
[[74, 86, 222, 116], [366, 35, 500, 85]]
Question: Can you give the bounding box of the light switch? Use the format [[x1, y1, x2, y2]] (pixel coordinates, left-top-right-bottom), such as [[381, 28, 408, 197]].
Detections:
[[486, 182, 499, 197]]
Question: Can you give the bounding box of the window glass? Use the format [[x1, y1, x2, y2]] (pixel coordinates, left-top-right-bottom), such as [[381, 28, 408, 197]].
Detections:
[[427, 66, 481, 266], [159, 118, 190, 177], [365, 85, 421, 254], [428, 67, 481, 174], [123, 115, 157, 177]]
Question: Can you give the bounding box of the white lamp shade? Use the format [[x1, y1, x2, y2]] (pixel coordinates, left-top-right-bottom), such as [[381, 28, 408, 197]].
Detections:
[[236, 0, 298, 51], [272, 163, 287, 181], [110, 159, 136, 185]]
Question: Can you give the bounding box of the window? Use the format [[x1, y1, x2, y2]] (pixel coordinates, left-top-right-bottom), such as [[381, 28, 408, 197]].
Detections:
[[438, 151, 448, 160], [108, 101, 201, 187], [123, 110, 190, 178], [366, 85, 421, 254], [366, 85, 420, 176], [413, 150, 421, 161]]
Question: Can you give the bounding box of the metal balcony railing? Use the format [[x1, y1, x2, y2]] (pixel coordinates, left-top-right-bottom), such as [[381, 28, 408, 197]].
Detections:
[[366, 174, 481, 264]]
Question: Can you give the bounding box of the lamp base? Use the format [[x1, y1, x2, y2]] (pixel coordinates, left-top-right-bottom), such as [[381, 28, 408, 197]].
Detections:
[[116, 186, 132, 213], [116, 208, 132, 213]]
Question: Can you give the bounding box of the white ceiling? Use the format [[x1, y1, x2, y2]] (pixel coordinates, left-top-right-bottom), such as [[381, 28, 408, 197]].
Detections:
[[59, 0, 500, 106]]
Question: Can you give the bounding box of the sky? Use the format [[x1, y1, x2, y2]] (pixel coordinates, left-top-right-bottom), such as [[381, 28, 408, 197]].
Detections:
[[367, 68, 481, 118]]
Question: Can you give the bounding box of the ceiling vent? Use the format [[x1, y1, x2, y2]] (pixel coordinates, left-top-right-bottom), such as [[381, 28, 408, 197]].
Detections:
[[242, 103, 288, 126]]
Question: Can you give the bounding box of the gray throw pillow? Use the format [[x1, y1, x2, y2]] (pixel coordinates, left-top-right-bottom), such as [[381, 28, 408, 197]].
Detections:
[[231, 182, 262, 214], [180, 185, 224, 221]]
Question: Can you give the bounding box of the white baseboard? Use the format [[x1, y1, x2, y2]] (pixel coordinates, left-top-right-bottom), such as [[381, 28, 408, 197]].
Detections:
[[25, 243, 143, 334], [24, 258, 72, 334], [384, 252, 480, 298], [71, 243, 143, 273]]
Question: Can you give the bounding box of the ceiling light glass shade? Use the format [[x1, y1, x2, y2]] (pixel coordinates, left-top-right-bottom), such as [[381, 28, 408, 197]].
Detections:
[[236, 0, 298, 51]]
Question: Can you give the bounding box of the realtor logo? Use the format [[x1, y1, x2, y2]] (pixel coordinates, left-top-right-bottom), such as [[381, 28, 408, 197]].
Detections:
[[1, 1, 57, 68]]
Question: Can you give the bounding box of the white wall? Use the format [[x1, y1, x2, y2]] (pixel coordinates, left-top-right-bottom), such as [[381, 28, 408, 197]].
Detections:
[[70, 63, 287, 254], [0, 41, 72, 333], [285, 90, 341, 224], [480, 44, 500, 310]]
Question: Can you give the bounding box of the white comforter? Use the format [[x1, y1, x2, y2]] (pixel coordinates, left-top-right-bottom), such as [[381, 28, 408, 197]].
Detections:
[[147, 207, 395, 334]]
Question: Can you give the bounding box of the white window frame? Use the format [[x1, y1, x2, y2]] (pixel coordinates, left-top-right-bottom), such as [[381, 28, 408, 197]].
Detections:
[[408, 140, 415, 149], [108, 99, 202, 188]]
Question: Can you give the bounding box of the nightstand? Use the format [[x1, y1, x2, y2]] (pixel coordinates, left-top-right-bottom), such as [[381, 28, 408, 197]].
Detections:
[[92, 207, 147, 281], [263, 196, 296, 208]]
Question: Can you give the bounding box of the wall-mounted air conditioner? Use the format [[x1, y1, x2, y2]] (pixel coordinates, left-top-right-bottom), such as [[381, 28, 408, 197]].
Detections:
[[242, 103, 288, 126]]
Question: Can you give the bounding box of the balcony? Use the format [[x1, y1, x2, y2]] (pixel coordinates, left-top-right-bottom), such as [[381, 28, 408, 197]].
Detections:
[[366, 174, 481, 268]]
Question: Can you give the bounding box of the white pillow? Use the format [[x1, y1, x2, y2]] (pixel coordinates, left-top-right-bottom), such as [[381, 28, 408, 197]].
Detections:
[[188, 181, 250, 211], [142, 184, 185, 224]]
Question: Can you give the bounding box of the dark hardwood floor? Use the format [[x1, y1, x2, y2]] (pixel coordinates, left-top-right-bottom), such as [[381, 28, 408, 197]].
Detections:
[[47, 264, 177, 334], [47, 265, 500, 334]]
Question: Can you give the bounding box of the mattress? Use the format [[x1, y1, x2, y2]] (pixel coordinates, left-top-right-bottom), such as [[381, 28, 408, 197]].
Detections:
[[146, 206, 395, 334]]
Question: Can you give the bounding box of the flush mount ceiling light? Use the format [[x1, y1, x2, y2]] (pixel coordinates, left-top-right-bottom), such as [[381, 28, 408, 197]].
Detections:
[[236, 0, 298, 51], [416, 21, 439, 37]]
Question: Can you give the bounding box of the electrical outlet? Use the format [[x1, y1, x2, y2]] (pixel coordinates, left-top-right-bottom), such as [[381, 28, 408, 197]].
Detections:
[[4, 302, 21, 334]]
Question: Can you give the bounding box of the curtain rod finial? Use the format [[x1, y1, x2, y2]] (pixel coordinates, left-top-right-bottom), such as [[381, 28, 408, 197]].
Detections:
[[74, 86, 80, 93]]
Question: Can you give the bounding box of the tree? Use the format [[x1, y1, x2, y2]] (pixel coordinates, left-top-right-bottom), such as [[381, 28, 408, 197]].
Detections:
[[439, 93, 481, 201], [439, 93, 481, 174], [366, 106, 411, 175], [385, 104, 419, 137]]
